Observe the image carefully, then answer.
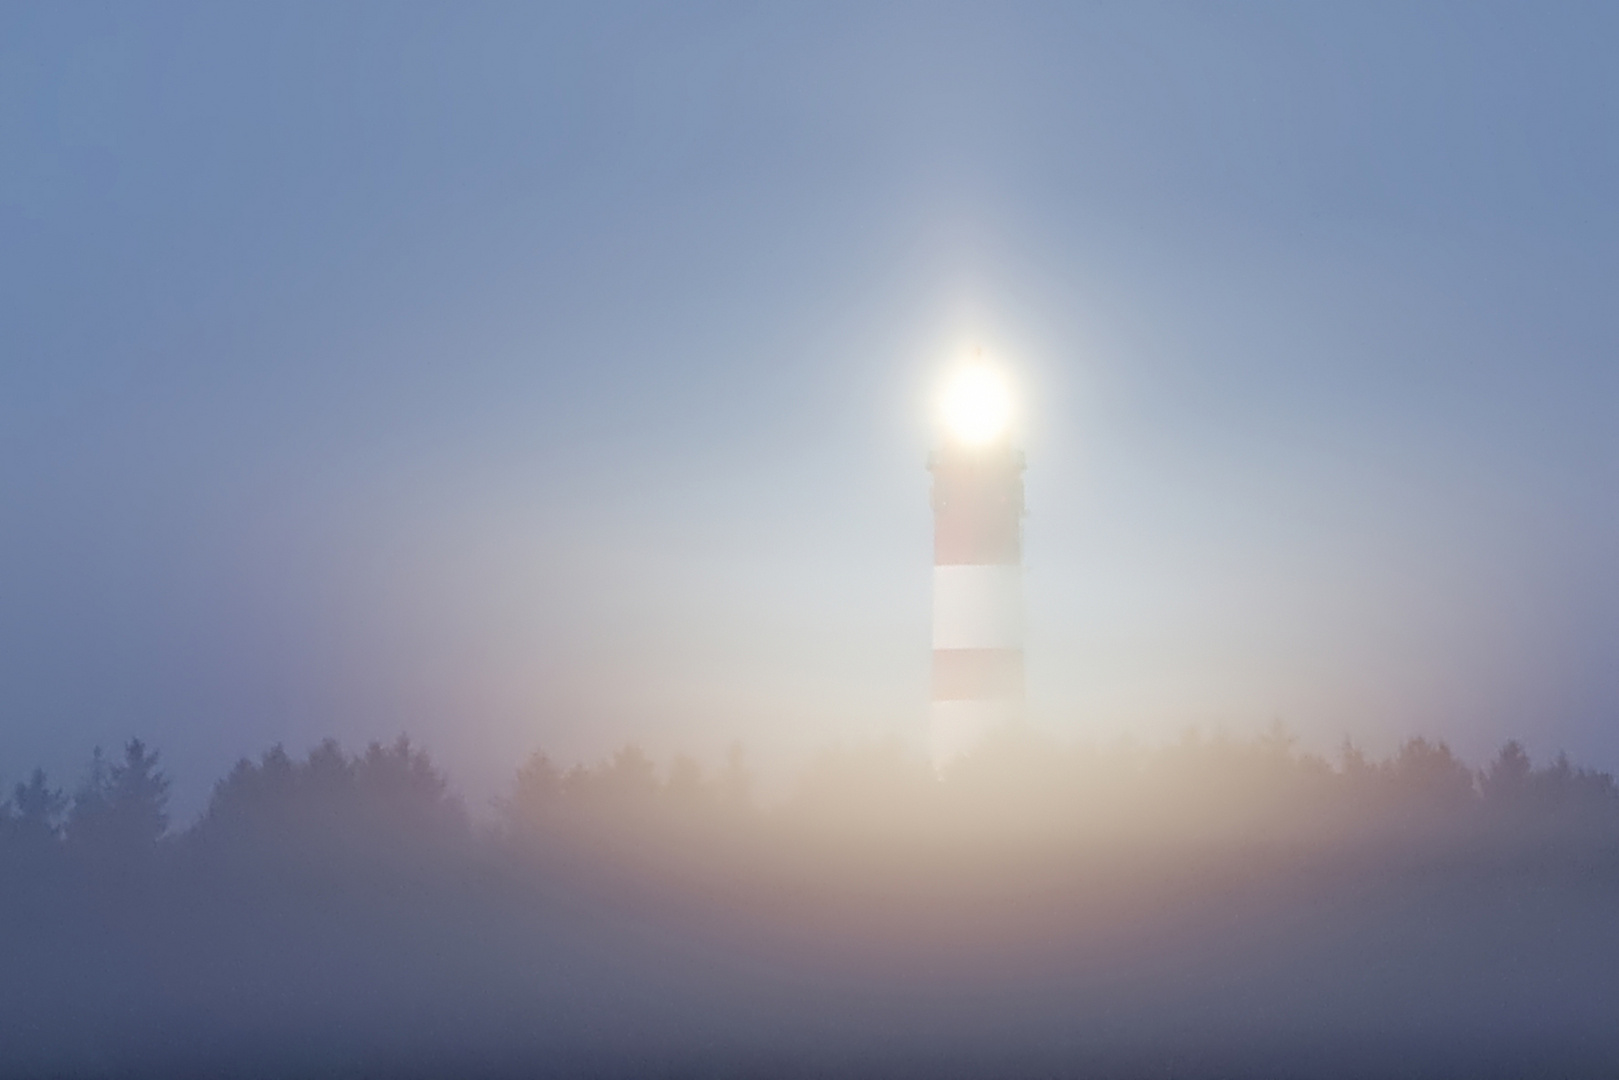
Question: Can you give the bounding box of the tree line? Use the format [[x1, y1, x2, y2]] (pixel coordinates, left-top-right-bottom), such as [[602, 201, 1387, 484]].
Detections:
[[5, 728, 1618, 864]]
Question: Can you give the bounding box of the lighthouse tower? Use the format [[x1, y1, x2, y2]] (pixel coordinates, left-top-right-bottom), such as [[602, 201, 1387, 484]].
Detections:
[[929, 364, 1024, 767]]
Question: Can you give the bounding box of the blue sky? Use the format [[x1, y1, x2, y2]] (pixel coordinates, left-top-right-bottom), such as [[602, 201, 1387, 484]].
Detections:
[[4, 3, 1618, 812]]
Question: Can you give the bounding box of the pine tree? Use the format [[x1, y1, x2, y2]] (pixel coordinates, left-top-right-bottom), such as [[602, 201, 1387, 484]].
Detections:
[[9, 768, 67, 848], [65, 740, 169, 856]]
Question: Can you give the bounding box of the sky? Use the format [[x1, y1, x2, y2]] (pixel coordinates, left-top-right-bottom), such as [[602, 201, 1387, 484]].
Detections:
[[4, 2, 1618, 815]]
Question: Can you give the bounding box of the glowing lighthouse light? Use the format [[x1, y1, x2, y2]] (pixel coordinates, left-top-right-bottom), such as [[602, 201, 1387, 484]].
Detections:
[[928, 359, 1025, 768], [939, 364, 1014, 446]]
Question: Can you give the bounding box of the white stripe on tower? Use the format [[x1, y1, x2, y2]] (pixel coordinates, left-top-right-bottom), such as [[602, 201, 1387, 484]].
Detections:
[[928, 442, 1025, 767], [932, 565, 1023, 650]]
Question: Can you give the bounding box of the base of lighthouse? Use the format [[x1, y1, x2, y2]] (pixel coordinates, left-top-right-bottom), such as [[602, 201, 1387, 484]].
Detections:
[[928, 699, 1021, 770]]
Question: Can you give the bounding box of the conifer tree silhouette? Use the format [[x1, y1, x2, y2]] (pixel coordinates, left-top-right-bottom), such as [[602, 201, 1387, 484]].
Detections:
[[1481, 740, 1533, 806], [7, 768, 67, 850], [65, 741, 169, 856]]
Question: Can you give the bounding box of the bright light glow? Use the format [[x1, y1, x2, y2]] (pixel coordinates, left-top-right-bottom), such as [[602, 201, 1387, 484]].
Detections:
[[939, 364, 1013, 445]]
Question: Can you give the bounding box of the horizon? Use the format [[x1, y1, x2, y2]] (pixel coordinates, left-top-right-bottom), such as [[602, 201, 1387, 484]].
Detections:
[[12, 717, 1599, 831]]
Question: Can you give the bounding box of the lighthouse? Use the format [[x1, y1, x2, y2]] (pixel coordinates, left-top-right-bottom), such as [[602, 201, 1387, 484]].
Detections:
[[929, 363, 1024, 767]]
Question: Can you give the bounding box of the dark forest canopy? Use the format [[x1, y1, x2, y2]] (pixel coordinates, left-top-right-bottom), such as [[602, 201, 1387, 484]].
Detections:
[[7, 727, 1618, 852], [4, 729, 1619, 1079]]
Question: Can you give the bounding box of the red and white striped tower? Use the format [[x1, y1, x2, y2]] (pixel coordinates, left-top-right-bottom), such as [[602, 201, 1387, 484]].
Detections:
[[929, 364, 1024, 767]]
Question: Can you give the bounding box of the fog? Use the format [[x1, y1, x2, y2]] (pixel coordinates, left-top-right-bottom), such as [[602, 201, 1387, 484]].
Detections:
[[6, 729, 1618, 1077], [9, 4, 1619, 1075], [8, 4, 1619, 816]]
